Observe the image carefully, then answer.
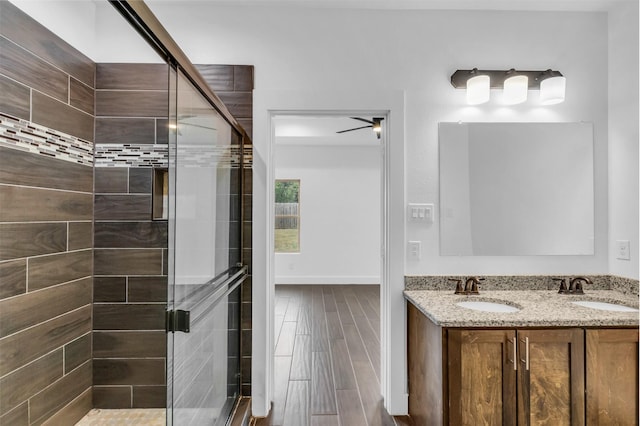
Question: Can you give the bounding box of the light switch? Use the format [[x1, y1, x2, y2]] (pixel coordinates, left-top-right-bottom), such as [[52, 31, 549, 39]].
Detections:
[[616, 240, 630, 260], [408, 203, 434, 224]]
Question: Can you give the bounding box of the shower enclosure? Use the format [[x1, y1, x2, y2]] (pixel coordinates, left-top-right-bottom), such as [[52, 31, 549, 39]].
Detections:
[[0, 0, 249, 424], [110, 2, 249, 423], [166, 68, 246, 425]]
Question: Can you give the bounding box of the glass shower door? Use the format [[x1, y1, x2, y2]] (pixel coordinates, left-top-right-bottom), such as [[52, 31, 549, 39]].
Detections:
[[167, 69, 244, 425]]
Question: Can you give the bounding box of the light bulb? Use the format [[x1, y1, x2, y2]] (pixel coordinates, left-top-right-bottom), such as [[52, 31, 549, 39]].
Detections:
[[466, 75, 490, 105], [503, 75, 528, 105], [540, 76, 566, 105]]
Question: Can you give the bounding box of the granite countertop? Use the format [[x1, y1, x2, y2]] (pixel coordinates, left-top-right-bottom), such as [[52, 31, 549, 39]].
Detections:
[[404, 290, 640, 328]]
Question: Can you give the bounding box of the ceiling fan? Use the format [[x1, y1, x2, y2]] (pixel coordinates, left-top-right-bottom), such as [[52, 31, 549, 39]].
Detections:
[[336, 117, 384, 139]]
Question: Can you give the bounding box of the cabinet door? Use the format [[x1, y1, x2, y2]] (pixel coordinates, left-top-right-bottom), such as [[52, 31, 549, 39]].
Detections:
[[586, 328, 639, 425], [516, 329, 585, 426], [448, 329, 517, 426]]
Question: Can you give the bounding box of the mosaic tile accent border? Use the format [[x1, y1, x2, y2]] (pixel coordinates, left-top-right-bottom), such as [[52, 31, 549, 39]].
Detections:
[[95, 143, 168, 168], [404, 274, 633, 293], [244, 145, 253, 168], [0, 112, 93, 166], [95, 143, 249, 168]]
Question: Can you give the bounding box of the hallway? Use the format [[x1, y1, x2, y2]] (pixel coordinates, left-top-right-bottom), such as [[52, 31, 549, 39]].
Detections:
[[253, 285, 412, 426]]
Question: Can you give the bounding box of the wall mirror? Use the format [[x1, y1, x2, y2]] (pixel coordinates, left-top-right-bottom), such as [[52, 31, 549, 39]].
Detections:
[[439, 122, 594, 256]]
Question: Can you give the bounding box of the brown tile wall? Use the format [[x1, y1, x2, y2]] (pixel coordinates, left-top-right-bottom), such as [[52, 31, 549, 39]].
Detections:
[[0, 1, 255, 418], [196, 64, 254, 396], [93, 63, 169, 409], [0, 2, 94, 424], [196, 65, 254, 140]]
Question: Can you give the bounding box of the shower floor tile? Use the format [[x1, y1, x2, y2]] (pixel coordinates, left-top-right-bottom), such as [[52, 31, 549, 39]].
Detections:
[[75, 409, 165, 425]]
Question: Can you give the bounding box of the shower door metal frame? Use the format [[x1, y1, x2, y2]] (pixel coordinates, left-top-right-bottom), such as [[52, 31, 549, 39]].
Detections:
[[109, 1, 251, 424], [109, 1, 249, 142]]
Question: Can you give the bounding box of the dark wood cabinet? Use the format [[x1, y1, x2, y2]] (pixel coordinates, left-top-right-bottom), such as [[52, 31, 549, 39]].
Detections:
[[515, 329, 584, 426], [447, 329, 517, 426], [586, 328, 639, 425], [447, 328, 584, 426], [407, 303, 636, 426]]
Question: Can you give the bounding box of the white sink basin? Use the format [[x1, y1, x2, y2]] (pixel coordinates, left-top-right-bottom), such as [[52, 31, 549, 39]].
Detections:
[[456, 301, 520, 313], [571, 301, 638, 312]]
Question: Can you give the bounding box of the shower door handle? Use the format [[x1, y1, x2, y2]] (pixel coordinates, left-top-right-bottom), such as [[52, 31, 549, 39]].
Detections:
[[166, 309, 191, 333]]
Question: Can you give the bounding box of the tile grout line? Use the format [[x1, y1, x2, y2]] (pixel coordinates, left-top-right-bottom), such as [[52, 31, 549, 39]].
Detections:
[[0, 36, 94, 92], [0, 182, 93, 195], [0, 302, 91, 342]]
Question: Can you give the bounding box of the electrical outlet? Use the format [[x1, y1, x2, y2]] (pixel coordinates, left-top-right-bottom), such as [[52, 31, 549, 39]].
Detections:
[[408, 241, 421, 261], [616, 240, 630, 260]]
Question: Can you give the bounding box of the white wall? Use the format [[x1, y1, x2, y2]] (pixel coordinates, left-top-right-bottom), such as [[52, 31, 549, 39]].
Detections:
[[9, 0, 97, 58], [17, 0, 634, 276], [608, 0, 639, 279], [10, 0, 164, 63], [147, 4, 617, 275], [140, 2, 638, 416], [274, 144, 381, 284]]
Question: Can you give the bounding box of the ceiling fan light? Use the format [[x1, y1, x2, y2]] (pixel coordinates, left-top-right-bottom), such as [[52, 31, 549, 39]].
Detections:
[[540, 76, 566, 105], [466, 74, 490, 105], [503, 74, 528, 105]]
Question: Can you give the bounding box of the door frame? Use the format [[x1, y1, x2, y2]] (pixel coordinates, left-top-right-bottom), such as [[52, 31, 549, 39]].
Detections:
[[251, 89, 407, 417]]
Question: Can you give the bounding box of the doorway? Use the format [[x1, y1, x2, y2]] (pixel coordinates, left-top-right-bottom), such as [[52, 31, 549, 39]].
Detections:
[[268, 113, 385, 424], [251, 89, 407, 418], [272, 115, 383, 286]]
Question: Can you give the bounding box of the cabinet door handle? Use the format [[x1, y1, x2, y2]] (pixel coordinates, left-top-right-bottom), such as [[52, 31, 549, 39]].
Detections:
[[519, 336, 530, 371], [508, 337, 517, 370]]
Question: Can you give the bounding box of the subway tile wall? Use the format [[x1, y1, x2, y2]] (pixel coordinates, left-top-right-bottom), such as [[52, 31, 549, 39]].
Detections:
[[0, 2, 94, 424], [0, 1, 255, 419], [92, 63, 254, 405], [93, 63, 170, 409], [196, 64, 255, 396]]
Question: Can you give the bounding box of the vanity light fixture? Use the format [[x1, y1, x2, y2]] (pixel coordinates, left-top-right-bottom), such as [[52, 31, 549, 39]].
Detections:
[[451, 68, 564, 105], [539, 70, 566, 105], [465, 68, 490, 105], [503, 70, 528, 105]]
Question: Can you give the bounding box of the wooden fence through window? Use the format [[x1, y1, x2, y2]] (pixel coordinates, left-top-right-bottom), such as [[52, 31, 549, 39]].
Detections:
[[275, 202, 299, 229]]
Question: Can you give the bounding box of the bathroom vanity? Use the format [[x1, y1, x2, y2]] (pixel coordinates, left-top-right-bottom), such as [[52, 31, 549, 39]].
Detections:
[[405, 288, 639, 425]]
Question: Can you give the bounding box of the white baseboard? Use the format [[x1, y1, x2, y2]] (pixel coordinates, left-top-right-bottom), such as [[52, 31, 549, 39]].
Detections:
[[275, 275, 380, 285]]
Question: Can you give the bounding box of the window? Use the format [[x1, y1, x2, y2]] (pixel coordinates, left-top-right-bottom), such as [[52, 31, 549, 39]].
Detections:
[[274, 180, 300, 252]]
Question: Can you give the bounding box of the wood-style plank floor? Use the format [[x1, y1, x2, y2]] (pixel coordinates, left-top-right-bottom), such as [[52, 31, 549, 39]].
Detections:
[[252, 285, 413, 426]]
